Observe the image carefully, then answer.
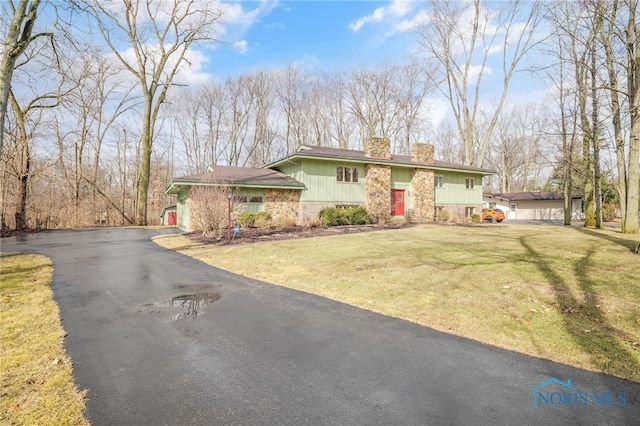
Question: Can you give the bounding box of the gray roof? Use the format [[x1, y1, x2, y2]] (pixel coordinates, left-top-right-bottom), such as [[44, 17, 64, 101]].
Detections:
[[266, 145, 494, 174], [166, 166, 304, 194], [490, 191, 581, 201]]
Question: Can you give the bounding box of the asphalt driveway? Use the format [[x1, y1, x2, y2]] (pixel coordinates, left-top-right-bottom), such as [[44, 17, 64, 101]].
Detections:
[[2, 228, 638, 425]]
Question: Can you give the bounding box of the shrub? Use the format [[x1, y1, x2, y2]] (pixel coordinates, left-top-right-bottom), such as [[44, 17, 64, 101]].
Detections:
[[304, 216, 322, 228], [319, 207, 372, 226], [437, 209, 450, 222], [237, 211, 256, 228], [273, 216, 297, 229], [254, 211, 272, 228], [471, 213, 481, 223], [603, 203, 617, 221], [189, 186, 229, 239], [319, 208, 347, 226], [348, 207, 372, 225]]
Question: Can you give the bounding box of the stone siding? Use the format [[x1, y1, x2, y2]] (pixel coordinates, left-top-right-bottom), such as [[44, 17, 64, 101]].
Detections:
[[411, 143, 435, 164], [364, 136, 391, 159], [366, 164, 392, 223], [411, 168, 435, 222], [264, 189, 300, 225]]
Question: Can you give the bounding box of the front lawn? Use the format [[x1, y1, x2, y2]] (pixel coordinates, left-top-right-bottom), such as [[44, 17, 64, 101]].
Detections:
[[153, 224, 640, 382], [0, 254, 89, 425]]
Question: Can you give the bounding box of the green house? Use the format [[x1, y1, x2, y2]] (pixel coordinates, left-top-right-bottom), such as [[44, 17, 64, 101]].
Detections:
[[165, 137, 494, 231]]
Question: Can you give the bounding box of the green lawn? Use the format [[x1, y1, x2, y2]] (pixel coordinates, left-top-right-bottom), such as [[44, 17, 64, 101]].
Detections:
[[153, 224, 640, 382], [0, 253, 89, 426]]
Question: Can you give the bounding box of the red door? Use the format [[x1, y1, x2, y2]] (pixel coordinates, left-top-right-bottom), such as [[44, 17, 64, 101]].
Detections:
[[168, 211, 177, 226], [391, 190, 405, 216]]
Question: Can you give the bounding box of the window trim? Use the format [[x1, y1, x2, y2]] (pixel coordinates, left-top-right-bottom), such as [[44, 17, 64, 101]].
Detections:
[[465, 178, 475, 190], [465, 206, 475, 218], [336, 166, 359, 183]]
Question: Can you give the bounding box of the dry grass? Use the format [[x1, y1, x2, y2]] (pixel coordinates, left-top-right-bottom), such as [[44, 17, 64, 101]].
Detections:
[[153, 224, 640, 382], [0, 253, 89, 426]]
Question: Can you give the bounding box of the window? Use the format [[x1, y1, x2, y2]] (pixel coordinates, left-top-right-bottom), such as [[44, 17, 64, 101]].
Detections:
[[248, 196, 263, 203], [489, 202, 496, 208], [510, 203, 516, 213], [234, 195, 248, 203], [435, 175, 445, 188], [337, 166, 359, 183], [465, 207, 475, 218], [465, 178, 475, 190]]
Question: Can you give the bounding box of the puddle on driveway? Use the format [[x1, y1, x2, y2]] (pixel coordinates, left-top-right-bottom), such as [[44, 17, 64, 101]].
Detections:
[[147, 292, 221, 321]]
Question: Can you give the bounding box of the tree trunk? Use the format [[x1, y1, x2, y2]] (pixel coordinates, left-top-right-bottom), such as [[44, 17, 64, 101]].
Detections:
[[0, 0, 41, 156], [623, 0, 640, 233], [135, 98, 153, 225]]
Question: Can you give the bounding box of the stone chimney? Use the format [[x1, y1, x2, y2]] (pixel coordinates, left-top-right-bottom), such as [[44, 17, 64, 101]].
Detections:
[[364, 136, 391, 160], [411, 143, 435, 165]]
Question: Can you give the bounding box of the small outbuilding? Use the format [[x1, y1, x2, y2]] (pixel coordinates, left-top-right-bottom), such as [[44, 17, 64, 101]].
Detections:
[[160, 205, 178, 226], [483, 191, 584, 221]]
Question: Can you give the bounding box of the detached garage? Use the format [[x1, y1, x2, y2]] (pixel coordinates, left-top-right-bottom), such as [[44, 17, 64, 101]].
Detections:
[[483, 191, 584, 221]]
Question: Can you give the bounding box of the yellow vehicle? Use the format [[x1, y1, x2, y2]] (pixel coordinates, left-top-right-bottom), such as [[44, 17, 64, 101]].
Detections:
[[482, 208, 505, 223]]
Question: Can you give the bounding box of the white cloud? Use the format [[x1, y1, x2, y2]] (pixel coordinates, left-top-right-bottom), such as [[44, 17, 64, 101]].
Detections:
[[292, 54, 321, 71], [176, 49, 212, 85], [118, 44, 212, 86], [462, 64, 492, 82], [349, 0, 414, 33], [396, 10, 430, 33], [233, 40, 249, 54]]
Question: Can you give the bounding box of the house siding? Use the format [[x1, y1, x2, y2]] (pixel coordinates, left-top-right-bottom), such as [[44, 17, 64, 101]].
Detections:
[[233, 188, 266, 214], [286, 159, 366, 203], [177, 187, 191, 231], [434, 172, 483, 205]]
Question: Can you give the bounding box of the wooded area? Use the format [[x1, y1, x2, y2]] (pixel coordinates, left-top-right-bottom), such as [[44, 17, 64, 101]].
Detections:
[[1, 0, 638, 233]]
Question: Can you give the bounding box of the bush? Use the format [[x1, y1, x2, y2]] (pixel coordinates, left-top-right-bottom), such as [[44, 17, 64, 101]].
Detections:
[[273, 216, 297, 229], [471, 213, 481, 223], [348, 207, 372, 225], [189, 187, 228, 239], [319, 207, 372, 226], [437, 209, 450, 222], [603, 203, 617, 222], [254, 211, 272, 228], [236, 211, 256, 228], [319, 208, 347, 226]]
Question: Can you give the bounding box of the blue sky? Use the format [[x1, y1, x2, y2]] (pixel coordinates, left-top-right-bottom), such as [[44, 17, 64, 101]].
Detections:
[[192, 1, 546, 103], [203, 0, 423, 78]]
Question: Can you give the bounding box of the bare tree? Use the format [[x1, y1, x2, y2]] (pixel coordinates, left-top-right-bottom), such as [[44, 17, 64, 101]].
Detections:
[[55, 50, 138, 226], [322, 70, 358, 149], [345, 62, 404, 145], [189, 186, 233, 239], [488, 105, 547, 193], [0, 0, 43, 156], [599, 0, 639, 233], [82, 0, 223, 225], [415, 0, 544, 166]]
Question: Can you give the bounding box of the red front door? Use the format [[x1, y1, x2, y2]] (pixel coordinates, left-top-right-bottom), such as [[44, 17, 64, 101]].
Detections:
[[391, 190, 405, 216]]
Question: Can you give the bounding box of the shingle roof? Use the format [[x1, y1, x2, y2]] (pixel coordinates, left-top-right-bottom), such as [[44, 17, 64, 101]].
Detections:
[[492, 191, 570, 201], [173, 166, 304, 188], [267, 145, 494, 174]]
